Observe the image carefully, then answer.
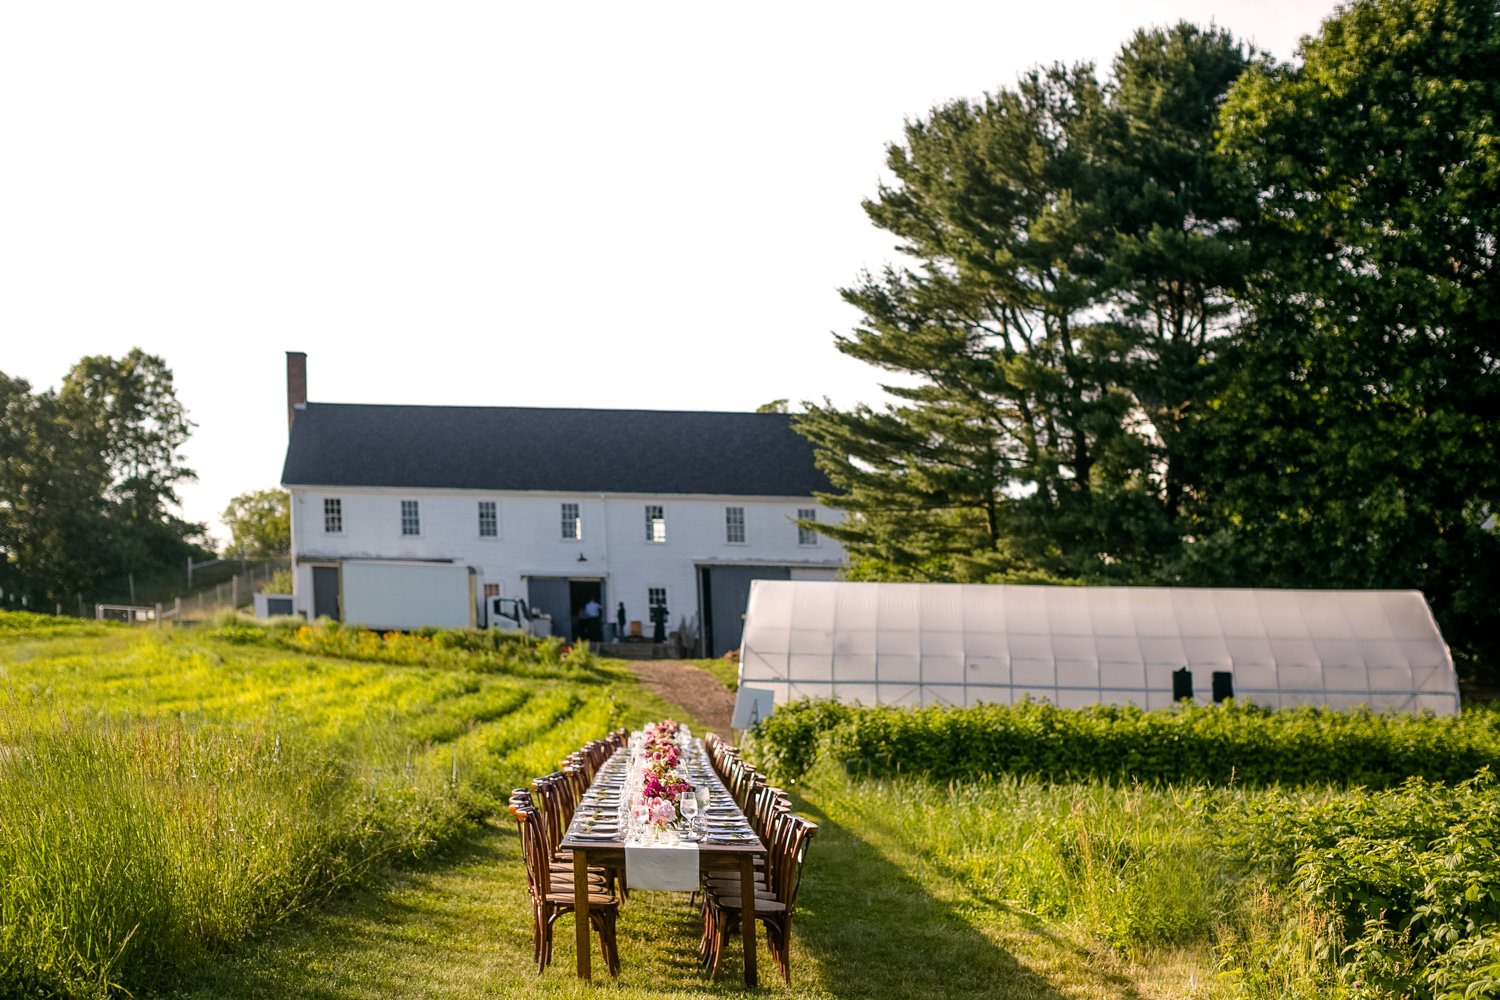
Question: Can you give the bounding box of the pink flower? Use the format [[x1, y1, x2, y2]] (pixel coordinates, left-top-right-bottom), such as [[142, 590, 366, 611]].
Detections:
[[650, 800, 676, 824]]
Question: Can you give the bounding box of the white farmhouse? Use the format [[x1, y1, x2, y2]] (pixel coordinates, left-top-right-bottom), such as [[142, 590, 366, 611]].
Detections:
[[279, 353, 846, 655]]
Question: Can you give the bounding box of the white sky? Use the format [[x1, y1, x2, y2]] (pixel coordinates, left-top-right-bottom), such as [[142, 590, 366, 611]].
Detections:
[[1, 1, 1338, 547]]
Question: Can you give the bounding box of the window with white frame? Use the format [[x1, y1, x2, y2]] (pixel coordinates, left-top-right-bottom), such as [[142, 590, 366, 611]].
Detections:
[[725, 506, 746, 544], [401, 500, 420, 536], [644, 505, 666, 543], [561, 502, 582, 540], [648, 587, 667, 609], [797, 508, 818, 546], [323, 497, 342, 534], [478, 501, 497, 538]]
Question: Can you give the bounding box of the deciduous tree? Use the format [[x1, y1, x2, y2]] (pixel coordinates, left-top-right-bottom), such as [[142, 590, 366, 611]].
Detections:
[[0, 351, 205, 607], [1207, 0, 1500, 671], [221, 489, 290, 558]]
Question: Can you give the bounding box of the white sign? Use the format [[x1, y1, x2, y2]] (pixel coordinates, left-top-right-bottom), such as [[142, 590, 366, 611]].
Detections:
[[731, 686, 776, 729]]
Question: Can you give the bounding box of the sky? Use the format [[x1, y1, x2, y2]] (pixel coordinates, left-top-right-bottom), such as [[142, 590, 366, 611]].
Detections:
[[1, 0, 1342, 547]]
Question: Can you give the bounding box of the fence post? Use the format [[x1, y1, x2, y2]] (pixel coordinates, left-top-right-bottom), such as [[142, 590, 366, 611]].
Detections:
[[155, 603, 163, 629], [175, 596, 183, 619], [232, 575, 239, 609]]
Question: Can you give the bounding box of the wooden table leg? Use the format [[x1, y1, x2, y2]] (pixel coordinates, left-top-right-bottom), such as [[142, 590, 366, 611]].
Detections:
[[741, 854, 758, 987], [575, 848, 591, 981]]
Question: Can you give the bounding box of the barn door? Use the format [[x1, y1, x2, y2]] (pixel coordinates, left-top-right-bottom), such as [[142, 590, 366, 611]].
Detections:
[[526, 577, 573, 641], [312, 565, 340, 621], [702, 566, 791, 657]]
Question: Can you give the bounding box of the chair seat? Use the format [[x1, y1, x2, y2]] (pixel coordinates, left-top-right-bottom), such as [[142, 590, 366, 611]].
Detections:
[[703, 875, 772, 895], [544, 889, 620, 907], [549, 872, 610, 888], [706, 891, 787, 914]]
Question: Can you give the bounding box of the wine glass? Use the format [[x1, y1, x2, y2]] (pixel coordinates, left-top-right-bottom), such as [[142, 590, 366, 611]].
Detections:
[[680, 794, 699, 839], [695, 784, 711, 811]]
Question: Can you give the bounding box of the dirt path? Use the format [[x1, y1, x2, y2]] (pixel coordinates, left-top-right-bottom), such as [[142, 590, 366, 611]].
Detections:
[[622, 660, 735, 733]]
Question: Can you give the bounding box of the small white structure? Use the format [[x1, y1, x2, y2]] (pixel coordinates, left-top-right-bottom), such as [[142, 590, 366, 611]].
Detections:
[[735, 581, 1461, 717]]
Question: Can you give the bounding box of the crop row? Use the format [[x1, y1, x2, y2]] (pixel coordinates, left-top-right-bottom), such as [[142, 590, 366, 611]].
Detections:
[[749, 697, 1500, 787]]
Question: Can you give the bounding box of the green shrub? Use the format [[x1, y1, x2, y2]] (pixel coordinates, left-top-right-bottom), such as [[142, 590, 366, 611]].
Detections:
[[202, 616, 606, 681], [750, 698, 1500, 788], [0, 610, 113, 639], [257, 568, 294, 594], [1216, 771, 1500, 999]]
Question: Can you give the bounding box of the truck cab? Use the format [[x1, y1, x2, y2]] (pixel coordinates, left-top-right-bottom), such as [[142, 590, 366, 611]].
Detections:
[[489, 596, 551, 637]]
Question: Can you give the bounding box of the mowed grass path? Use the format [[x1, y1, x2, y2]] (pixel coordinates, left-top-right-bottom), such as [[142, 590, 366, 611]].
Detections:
[[166, 684, 1211, 999]]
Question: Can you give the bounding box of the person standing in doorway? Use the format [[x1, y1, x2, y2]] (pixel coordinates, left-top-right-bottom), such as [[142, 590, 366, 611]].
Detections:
[[581, 597, 602, 642]]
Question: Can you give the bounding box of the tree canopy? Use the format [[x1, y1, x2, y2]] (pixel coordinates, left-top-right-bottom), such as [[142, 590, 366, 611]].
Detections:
[[798, 23, 1251, 584], [799, 2, 1499, 675], [1199, 0, 1500, 670], [0, 350, 206, 608], [221, 489, 291, 558]]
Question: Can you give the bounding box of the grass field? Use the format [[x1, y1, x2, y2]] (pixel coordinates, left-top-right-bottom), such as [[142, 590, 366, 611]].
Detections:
[[0, 613, 661, 997], [3, 611, 1495, 999]]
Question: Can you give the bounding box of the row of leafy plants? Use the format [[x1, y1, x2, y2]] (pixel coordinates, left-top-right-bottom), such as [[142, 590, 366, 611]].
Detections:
[[1214, 773, 1500, 999], [209, 616, 604, 679], [748, 698, 1500, 788]]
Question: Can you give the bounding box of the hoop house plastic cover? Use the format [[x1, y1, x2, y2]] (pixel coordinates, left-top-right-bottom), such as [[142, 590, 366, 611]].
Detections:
[[733, 581, 1459, 719]]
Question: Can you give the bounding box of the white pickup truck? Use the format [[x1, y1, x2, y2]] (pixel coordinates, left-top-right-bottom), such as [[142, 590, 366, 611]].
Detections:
[[487, 596, 552, 638]]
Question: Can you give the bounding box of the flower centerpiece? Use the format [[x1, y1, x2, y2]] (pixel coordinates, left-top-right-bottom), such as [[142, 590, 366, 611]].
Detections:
[[639, 719, 693, 832]]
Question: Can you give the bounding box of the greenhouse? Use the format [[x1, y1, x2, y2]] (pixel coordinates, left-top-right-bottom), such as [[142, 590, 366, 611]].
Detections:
[[734, 581, 1460, 720]]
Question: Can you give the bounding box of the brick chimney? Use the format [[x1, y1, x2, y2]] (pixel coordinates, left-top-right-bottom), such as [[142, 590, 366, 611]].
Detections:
[[287, 351, 307, 432]]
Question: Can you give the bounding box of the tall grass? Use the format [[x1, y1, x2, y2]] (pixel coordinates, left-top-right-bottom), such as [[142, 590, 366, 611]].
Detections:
[[0, 711, 381, 995], [0, 611, 625, 999], [800, 762, 1226, 955]]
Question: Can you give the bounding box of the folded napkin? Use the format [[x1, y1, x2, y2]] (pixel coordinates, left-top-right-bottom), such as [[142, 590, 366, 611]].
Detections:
[[625, 841, 700, 891]]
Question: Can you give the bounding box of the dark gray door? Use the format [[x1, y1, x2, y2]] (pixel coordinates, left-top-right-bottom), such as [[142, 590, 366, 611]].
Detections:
[[312, 566, 340, 621], [527, 577, 573, 641], [701, 566, 791, 657]]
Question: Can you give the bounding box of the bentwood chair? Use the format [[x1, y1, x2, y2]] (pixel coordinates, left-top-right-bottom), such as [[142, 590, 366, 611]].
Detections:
[[508, 801, 621, 975], [701, 812, 818, 983]]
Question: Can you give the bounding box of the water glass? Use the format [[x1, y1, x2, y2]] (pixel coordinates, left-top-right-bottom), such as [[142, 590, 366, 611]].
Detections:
[[680, 795, 699, 839]]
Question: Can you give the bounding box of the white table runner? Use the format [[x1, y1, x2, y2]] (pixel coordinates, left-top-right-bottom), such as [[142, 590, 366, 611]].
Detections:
[[625, 841, 699, 891]]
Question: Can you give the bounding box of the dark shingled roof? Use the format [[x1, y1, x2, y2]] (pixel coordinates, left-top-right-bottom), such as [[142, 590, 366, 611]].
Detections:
[[280, 403, 831, 497]]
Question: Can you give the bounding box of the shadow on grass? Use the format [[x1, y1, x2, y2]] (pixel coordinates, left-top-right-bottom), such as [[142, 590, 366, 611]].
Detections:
[[166, 812, 1100, 1000], [724, 798, 1075, 1000]]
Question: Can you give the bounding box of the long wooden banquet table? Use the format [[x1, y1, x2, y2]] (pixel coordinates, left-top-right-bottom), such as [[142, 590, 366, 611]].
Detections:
[[560, 738, 766, 985]]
